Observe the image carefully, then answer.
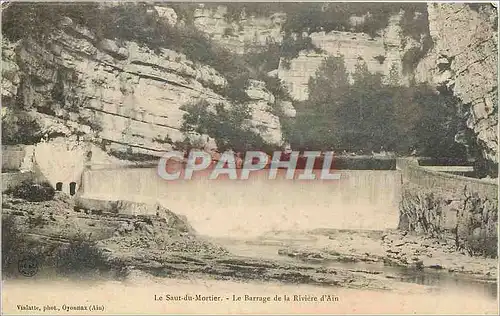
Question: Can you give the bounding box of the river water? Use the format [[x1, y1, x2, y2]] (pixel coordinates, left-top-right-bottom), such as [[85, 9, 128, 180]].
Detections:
[[213, 236, 498, 300]]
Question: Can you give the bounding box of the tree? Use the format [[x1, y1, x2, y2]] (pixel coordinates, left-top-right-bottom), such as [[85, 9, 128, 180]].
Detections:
[[1, 109, 43, 145], [284, 56, 350, 150], [181, 100, 272, 153], [308, 56, 350, 109], [283, 56, 467, 158], [410, 85, 466, 157]]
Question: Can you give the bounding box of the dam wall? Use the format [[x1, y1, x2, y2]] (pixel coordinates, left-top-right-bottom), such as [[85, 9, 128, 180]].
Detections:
[[397, 158, 498, 257], [80, 165, 402, 238]]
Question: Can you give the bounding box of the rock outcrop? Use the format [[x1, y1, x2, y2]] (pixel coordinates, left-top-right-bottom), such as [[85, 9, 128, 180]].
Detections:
[[1, 39, 20, 103], [415, 3, 498, 164], [2, 3, 497, 165], [2, 13, 286, 159], [278, 16, 407, 101], [3, 194, 411, 290], [189, 3, 497, 164], [192, 5, 285, 54], [399, 182, 498, 258]]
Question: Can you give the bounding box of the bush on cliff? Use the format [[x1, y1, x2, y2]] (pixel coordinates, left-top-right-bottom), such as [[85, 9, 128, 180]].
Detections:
[[6, 180, 56, 202], [2, 215, 26, 276], [1, 110, 44, 145], [181, 100, 274, 153]]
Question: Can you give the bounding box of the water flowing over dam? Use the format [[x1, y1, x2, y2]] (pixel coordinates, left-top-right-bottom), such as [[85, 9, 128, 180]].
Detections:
[[81, 165, 402, 238]]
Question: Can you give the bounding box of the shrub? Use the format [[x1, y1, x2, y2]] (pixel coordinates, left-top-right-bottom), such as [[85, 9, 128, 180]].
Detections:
[[400, 7, 434, 74], [280, 34, 323, 68], [467, 3, 492, 13], [2, 214, 128, 279], [181, 100, 274, 152], [153, 134, 174, 145], [223, 27, 234, 37], [264, 75, 289, 98], [1, 214, 46, 277], [2, 215, 25, 275], [55, 237, 112, 276], [108, 148, 157, 162], [6, 180, 55, 202], [373, 55, 386, 64], [1, 110, 44, 145], [27, 214, 47, 229]]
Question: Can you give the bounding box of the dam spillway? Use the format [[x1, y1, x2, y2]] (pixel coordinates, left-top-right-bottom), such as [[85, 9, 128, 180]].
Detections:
[[80, 166, 402, 238]]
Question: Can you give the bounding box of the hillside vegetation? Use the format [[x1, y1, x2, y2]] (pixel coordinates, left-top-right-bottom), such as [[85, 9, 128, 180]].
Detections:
[[283, 57, 472, 158]]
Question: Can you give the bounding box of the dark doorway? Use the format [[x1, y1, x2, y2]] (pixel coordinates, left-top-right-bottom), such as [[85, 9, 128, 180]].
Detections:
[[56, 182, 63, 191], [69, 182, 77, 196]]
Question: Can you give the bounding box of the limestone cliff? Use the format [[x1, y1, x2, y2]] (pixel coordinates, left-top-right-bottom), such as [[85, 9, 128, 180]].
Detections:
[[187, 3, 497, 164], [2, 3, 497, 165], [191, 5, 285, 54], [277, 24, 405, 100], [415, 3, 498, 164], [189, 5, 409, 101], [1, 7, 285, 159]]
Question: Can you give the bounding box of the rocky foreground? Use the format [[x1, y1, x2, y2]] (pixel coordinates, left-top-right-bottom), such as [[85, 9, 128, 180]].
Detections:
[[270, 229, 497, 282], [1, 193, 496, 294]]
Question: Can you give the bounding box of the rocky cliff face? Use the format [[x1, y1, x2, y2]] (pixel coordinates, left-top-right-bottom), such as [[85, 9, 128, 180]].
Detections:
[[192, 5, 285, 54], [415, 3, 498, 164], [190, 6, 408, 101], [277, 24, 405, 101], [277, 12, 415, 101], [2, 10, 285, 158], [190, 3, 497, 164], [399, 180, 498, 258], [1, 39, 19, 104], [2, 3, 497, 165]]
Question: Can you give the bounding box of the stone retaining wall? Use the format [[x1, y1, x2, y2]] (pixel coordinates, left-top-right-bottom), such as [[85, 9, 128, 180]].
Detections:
[[1, 172, 37, 192], [1, 145, 35, 172], [397, 158, 498, 257]]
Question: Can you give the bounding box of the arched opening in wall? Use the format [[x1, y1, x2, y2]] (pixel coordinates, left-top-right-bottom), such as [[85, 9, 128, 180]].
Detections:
[[69, 182, 77, 196], [56, 182, 63, 191]]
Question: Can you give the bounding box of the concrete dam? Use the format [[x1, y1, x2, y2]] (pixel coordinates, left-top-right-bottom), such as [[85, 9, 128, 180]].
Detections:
[[80, 166, 402, 238]]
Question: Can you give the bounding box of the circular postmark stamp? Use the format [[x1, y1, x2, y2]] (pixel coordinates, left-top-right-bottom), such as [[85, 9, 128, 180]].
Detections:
[[18, 255, 39, 277]]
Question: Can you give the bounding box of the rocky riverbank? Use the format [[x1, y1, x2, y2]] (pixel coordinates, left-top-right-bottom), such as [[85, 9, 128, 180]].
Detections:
[[274, 229, 497, 282], [0, 193, 414, 292], [1, 193, 496, 294]]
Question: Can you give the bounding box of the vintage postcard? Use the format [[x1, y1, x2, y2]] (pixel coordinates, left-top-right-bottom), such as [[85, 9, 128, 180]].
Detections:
[[1, 1, 498, 315]]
